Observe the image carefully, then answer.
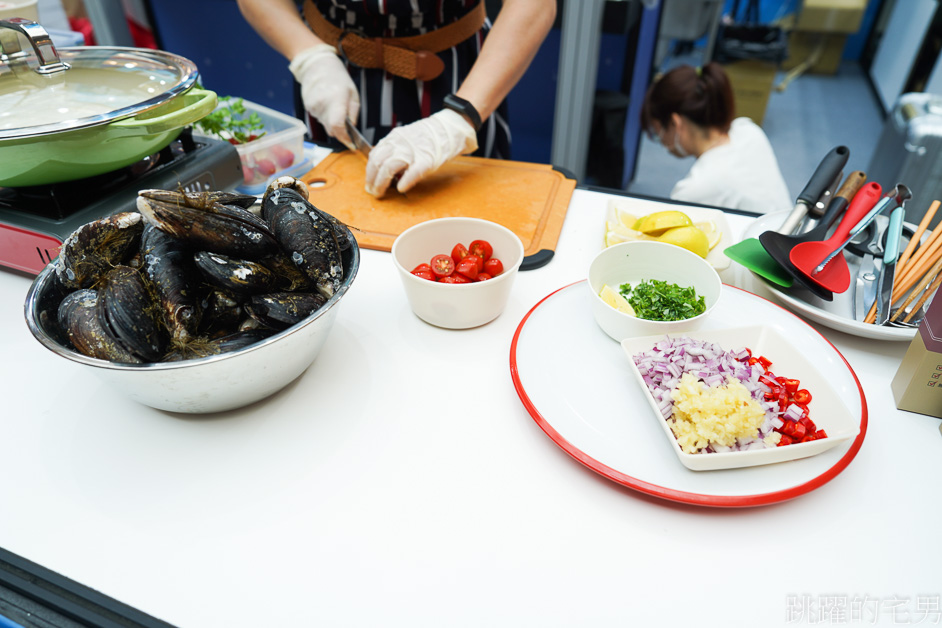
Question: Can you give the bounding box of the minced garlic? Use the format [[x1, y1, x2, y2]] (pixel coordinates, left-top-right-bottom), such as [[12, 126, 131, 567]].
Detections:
[[668, 372, 767, 454]]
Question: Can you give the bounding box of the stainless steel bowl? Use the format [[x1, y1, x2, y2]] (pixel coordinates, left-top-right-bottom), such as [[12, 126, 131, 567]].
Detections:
[[24, 236, 359, 414]]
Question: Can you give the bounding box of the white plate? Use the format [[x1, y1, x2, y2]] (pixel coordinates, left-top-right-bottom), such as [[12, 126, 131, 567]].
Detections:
[[510, 281, 867, 507], [740, 211, 917, 341], [622, 326, 859, 471], [606, 198, 733, 270]]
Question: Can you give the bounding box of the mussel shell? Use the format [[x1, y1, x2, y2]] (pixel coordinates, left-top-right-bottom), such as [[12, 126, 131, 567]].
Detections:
[[136, 195, 279, 259], [259, 253, 313, 292], [245, 292, 327, 330], [199, 289, 245, 337], [57, 288, 142, 363], [193, 251, 278, 295], [264, 190, 343, 298], [55, 212, 144, 289], [138, 188, 258, 211], [163, 329, 274, 361], [97, 265, 166, 362], [141, 224, 203, 341]]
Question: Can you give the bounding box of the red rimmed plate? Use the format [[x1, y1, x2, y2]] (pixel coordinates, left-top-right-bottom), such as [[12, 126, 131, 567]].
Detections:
[[510, 281, 868, 508]]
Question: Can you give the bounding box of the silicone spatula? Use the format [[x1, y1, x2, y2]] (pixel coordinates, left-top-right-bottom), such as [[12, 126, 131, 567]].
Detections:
[[788, 182, 883, 293], [723, 145, 849, 286], [758, 171, 867, 301]]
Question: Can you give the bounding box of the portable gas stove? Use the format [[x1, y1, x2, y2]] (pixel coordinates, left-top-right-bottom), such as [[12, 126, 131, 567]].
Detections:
[[0, 128, 243, 275]]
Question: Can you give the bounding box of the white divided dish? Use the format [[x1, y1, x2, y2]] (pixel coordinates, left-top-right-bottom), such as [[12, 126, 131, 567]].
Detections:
[[622, 326, 860, 471]]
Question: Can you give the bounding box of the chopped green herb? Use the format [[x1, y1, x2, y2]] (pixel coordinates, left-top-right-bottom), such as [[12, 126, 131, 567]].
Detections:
[[619, 279, 705, 322], [193, 90, 266, 145]]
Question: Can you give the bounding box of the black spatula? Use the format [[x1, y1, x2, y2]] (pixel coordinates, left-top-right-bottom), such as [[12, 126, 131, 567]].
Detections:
[[723, 145, 849, 286], [758, 171, 867, 301]]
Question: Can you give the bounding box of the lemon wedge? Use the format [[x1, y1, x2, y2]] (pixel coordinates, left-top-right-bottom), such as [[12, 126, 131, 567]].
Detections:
[[599, 284, 636, 316], [633, 210, 693, 236], [694, 220, 722, 250], [657, 225, 711, 258], [606, 200, 639, 231]]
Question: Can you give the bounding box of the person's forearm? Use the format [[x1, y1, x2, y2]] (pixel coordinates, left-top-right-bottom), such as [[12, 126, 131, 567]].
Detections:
[[237, 0, 325, 60], [454, 0, 555, 121]]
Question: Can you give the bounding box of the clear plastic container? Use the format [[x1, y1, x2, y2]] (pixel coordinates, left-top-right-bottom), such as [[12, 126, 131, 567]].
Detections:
[[194, 99, 307, 192]]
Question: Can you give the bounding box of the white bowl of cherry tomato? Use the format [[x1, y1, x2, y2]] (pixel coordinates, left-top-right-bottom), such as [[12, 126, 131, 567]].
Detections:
[[391, 217, 525, 329]]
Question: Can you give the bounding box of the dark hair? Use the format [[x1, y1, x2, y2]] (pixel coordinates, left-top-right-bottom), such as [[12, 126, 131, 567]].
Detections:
[[640, 62, 735, 137]]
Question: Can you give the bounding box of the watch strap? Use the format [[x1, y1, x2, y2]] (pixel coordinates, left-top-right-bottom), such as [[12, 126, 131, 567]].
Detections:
[[442, 94, 482, 132]]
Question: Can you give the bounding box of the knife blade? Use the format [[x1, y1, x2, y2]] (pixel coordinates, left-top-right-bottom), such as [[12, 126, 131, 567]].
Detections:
[[875, 205, 905, 325], [345, 118, 371, 159]]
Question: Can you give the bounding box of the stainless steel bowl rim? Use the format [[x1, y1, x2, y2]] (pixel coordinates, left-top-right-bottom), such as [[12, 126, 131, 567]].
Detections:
[[0, 46, 199, 140], [24, 231, 360, 372]]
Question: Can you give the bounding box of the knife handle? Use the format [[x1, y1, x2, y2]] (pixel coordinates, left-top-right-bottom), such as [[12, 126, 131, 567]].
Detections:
[[797, 145, 850, 206], [818, 171, 867, 228], [884, 206, 905, 264]]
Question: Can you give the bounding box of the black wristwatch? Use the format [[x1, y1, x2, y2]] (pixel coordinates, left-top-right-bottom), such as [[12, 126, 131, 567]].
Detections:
[[443, 94, 482, 132]]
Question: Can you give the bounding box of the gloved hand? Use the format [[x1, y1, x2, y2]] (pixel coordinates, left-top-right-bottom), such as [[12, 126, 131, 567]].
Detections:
[[365, 109, 478, 196], [288, 44, 360, 149]]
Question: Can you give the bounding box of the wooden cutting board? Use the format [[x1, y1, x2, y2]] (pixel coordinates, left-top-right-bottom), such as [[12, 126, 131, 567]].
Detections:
[[299, 151, 577, 270]]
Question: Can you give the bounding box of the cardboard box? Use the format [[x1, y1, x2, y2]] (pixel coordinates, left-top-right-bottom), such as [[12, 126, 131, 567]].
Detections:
[[723, 60, 777, 126], [795, 0, 867, 34], [892, 291, 942, 418], [782, 31, 847, 75]]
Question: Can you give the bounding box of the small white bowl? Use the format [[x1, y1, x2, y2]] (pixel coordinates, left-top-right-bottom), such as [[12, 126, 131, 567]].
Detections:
[[391, 217, 524, 329], [588, 240, 722, 341], [622, 326, 860, 471]]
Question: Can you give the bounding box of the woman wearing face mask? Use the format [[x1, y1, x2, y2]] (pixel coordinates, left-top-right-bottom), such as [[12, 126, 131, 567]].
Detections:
[[640, 62, 792, 215]]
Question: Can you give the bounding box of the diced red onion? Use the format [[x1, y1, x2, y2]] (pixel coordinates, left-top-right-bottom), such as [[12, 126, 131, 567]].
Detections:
[[631, 335, 778, 455]]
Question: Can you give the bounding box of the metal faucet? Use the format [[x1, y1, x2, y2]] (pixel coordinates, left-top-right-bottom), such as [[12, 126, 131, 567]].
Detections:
[[0, 17, 70, 75]]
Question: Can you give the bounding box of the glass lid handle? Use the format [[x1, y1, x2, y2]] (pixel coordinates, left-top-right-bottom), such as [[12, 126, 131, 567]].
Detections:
[[0, 18, 71, 76]]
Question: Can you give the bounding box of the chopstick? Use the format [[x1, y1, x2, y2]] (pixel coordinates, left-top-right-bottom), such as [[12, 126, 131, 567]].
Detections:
[[890, 256, 942, 322], [897, 200, 939, 272], [864, 200, 942, 325], [904, 272, 942, 323]]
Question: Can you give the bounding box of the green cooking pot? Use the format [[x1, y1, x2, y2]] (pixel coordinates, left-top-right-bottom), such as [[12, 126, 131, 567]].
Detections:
[[0, 22, 217, 187], [0, 86, 217, 187]]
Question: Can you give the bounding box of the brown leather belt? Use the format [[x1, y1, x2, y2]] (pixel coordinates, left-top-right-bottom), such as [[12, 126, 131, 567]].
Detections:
[[303, 1, 485, 82]]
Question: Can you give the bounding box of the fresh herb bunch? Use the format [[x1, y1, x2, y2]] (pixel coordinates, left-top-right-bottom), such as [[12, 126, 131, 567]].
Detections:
[[194, 93, 267, 145], [620, 279, 706, 322]]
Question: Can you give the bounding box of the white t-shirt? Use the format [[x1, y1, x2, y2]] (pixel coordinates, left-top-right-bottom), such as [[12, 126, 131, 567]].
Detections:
[[670, 117, 792, 214]]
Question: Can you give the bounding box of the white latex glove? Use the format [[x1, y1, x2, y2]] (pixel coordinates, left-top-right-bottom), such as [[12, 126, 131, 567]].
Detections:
[[288, 44, 360, 148], [365, 109, 478, 196]]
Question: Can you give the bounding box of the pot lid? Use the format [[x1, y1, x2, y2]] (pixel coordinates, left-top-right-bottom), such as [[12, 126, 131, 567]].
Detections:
[[0, 45, 200, 140]]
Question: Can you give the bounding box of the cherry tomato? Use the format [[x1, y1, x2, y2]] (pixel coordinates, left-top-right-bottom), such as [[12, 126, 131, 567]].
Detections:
[[484, 257, 503, 276], [270, 145, 296, 169], [255, 158, 277, 177], [456, 256, 479, 280], [412, 263, 433, 274], [793, 389, 812, 405], [439, 274, 471, 284], [468, 239, 493, 261], [451, 243, 469, 264], [412, 270, 436, 281], [476, 272, 493, 281], [430, 254, 454, 278], [463, 254, 483, 273]]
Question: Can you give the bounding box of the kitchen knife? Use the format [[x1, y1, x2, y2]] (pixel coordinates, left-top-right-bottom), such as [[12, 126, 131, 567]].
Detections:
[[875, 204, 905, 325]]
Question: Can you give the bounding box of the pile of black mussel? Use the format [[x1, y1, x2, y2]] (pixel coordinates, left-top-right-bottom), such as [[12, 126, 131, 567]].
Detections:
[[47, 176, 354, 363]]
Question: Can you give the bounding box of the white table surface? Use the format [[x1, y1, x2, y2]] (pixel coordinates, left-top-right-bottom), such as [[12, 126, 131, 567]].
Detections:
[[1, 187, 940, 627]]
